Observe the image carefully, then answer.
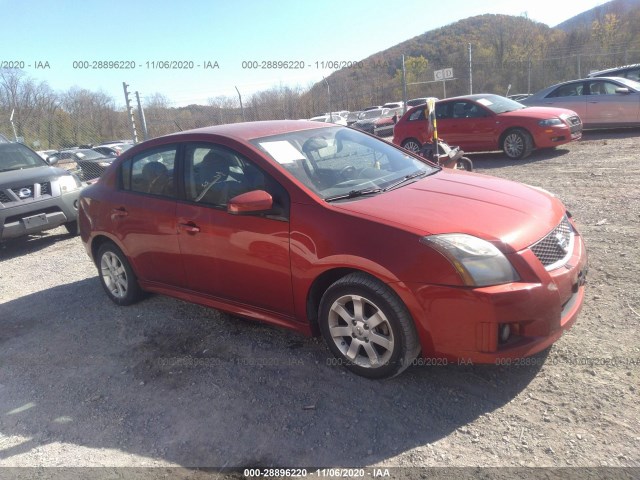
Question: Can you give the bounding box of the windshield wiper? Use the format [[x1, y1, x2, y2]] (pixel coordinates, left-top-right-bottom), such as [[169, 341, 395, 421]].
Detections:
[[325, 187, 382, 202], [383, 170, 430, 192]]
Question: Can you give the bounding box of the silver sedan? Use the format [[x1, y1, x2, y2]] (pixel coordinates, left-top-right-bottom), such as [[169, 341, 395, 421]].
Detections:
[[521, 77, 640, 128]]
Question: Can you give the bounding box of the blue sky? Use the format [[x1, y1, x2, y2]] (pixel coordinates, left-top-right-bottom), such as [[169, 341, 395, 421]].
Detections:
[[2, 0, 610, 106]]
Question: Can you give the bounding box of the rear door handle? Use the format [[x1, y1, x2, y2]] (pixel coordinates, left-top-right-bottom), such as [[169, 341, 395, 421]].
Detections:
[[111, 207, 128, 218], [178, 222, 200, 233]]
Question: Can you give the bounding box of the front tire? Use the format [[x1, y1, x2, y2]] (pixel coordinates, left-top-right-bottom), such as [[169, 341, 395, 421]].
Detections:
[[502, 129, 533, 159], [319, 273, 420, 379], [64, 221, 78, 235], [96, 242, 144, 306]]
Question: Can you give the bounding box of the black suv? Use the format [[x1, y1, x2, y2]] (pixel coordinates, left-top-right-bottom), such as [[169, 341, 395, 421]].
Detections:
[[0, 142, 82, 240]]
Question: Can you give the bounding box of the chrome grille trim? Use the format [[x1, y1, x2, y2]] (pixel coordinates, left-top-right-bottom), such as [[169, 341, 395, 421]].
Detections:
[[530, 216, 575, 271]]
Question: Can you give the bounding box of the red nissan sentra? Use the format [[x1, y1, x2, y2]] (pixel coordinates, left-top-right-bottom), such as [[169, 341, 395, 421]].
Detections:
[[79, 120, 587, 378]]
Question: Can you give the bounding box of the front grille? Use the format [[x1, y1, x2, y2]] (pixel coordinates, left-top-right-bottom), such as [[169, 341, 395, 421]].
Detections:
[[530, 216, 574, 270], [1, 181, 52, 203], [10, 184, 35, 199], [40, 181, 51, 195], [567, 115, 582, 133]]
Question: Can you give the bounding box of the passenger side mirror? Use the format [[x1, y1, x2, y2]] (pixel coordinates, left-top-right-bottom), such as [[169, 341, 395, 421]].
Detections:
[[46, 156, 59, 165], [227, 190, 273, 215], [615, 87, 630, 94]]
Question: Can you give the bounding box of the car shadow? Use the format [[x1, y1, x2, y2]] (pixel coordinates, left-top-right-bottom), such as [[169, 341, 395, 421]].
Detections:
[[468, 146, 572, 171], [0, 280, 547, 468], [581, 127, 640, 140], [0, 228, 76, 262]]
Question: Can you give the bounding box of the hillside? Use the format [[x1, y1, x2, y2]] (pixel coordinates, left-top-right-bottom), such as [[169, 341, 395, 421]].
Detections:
[[304, 0, 640, 110], [555, 0, 640, 30]]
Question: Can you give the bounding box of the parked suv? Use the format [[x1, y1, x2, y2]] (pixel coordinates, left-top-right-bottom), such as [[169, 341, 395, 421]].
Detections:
[[588, 63, 640, 82], [0, 142, 82, 240]]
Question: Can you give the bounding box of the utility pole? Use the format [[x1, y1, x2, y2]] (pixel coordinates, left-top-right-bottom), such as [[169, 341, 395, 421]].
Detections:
[[122, 82, 139, 144], [468, 43, 473, 95], [401, 55, 408, 114], [9, 109, 18, 142], [323, 77, 331, 119], [235, 86, 245, 121], [135, 91, 149, 141]]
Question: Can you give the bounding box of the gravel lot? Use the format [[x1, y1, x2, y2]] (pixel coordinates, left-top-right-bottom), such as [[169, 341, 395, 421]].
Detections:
[[0, 130, 639, 474]]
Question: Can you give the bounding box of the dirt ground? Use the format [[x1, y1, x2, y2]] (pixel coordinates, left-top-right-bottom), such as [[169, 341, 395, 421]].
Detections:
[[0, 130, 638, 476]]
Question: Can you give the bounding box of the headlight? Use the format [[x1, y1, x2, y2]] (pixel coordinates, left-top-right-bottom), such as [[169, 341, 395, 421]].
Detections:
[[538, 118, 563, 127], [58, 174, 81, 193], [98, 161, 112, 167], [420, 234, 520, 287]]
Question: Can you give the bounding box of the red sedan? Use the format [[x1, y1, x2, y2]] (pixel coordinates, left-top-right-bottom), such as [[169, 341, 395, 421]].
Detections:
[[393, 94, 583, 159], [79, 120, 587, 378]]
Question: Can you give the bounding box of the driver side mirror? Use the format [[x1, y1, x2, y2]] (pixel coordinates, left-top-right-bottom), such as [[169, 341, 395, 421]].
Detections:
[[227, 190, 273, 215], [615, 87, 630, 94]]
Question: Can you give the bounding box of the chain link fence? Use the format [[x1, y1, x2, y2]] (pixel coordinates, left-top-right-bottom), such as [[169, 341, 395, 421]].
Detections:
[[2, 48, 639, 159]]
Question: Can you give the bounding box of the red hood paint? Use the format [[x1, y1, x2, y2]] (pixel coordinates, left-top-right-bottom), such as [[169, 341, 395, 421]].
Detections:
[[506, 106, 579, 119], [333, 170, 565, 252]]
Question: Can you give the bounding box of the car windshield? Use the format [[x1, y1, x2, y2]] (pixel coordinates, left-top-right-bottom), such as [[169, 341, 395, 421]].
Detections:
[[0, 143, 48, 172], [75, 149, 106, 160], [251, 126, 438, 201], [359, 109, 384, 120], [614, 77, 640, 90], [475, 95, 526, 114]]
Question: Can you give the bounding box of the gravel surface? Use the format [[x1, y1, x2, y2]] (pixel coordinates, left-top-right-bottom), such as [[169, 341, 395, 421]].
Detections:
[[0, 130, 638, 472]]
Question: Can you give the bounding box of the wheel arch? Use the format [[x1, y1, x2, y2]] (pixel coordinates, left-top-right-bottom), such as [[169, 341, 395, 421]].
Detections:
[[498, 126, 536, 150], [89, 233, 127, 267], [305, 267, 362, 335]]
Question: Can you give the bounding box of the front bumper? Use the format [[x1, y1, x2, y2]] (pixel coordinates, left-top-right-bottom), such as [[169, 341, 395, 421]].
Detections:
[[0, 190, 80, 240], [405, 232, 587, 363], [534, 125, 582, 148]]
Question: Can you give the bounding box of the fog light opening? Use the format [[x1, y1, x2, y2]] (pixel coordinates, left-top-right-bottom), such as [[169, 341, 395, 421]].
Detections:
[[498, 323, 511, 344]]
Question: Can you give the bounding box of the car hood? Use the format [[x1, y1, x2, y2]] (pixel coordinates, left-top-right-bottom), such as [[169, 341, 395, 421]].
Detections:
[[353, 119, 378, 126], [333, 170, 566, 252], [0, 165, 70, 186], [76, 156, 114, 162], [506, 106, 579, 119]]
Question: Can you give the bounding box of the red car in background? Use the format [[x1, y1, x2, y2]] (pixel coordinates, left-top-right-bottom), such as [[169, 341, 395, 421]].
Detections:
[[393, 94, 582, 159], [79, 120, 587, 379]]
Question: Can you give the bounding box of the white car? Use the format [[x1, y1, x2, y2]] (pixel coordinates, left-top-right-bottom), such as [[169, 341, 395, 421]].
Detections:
[[309, 114, 347, 126]]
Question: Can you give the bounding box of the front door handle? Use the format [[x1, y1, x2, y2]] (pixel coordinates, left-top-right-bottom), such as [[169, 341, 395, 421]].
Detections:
[[178, 222, 200, 233]]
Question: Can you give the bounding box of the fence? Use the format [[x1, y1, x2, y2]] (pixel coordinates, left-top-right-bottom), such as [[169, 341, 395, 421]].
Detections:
[[1, 48, 639, 153]]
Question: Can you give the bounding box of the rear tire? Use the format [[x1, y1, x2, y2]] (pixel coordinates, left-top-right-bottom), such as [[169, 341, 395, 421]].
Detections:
[[502, 129, 533, 159], [318, 273, 420, 379], [96, 242, 144, 306], [401, 139, 422, 153]]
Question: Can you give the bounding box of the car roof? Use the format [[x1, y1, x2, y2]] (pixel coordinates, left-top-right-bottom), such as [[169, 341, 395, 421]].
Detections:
[[587, 63, 640, 77], [159, 120, 329, 142], [539, 76, 630, 89], [437, 93, 502, 102]]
